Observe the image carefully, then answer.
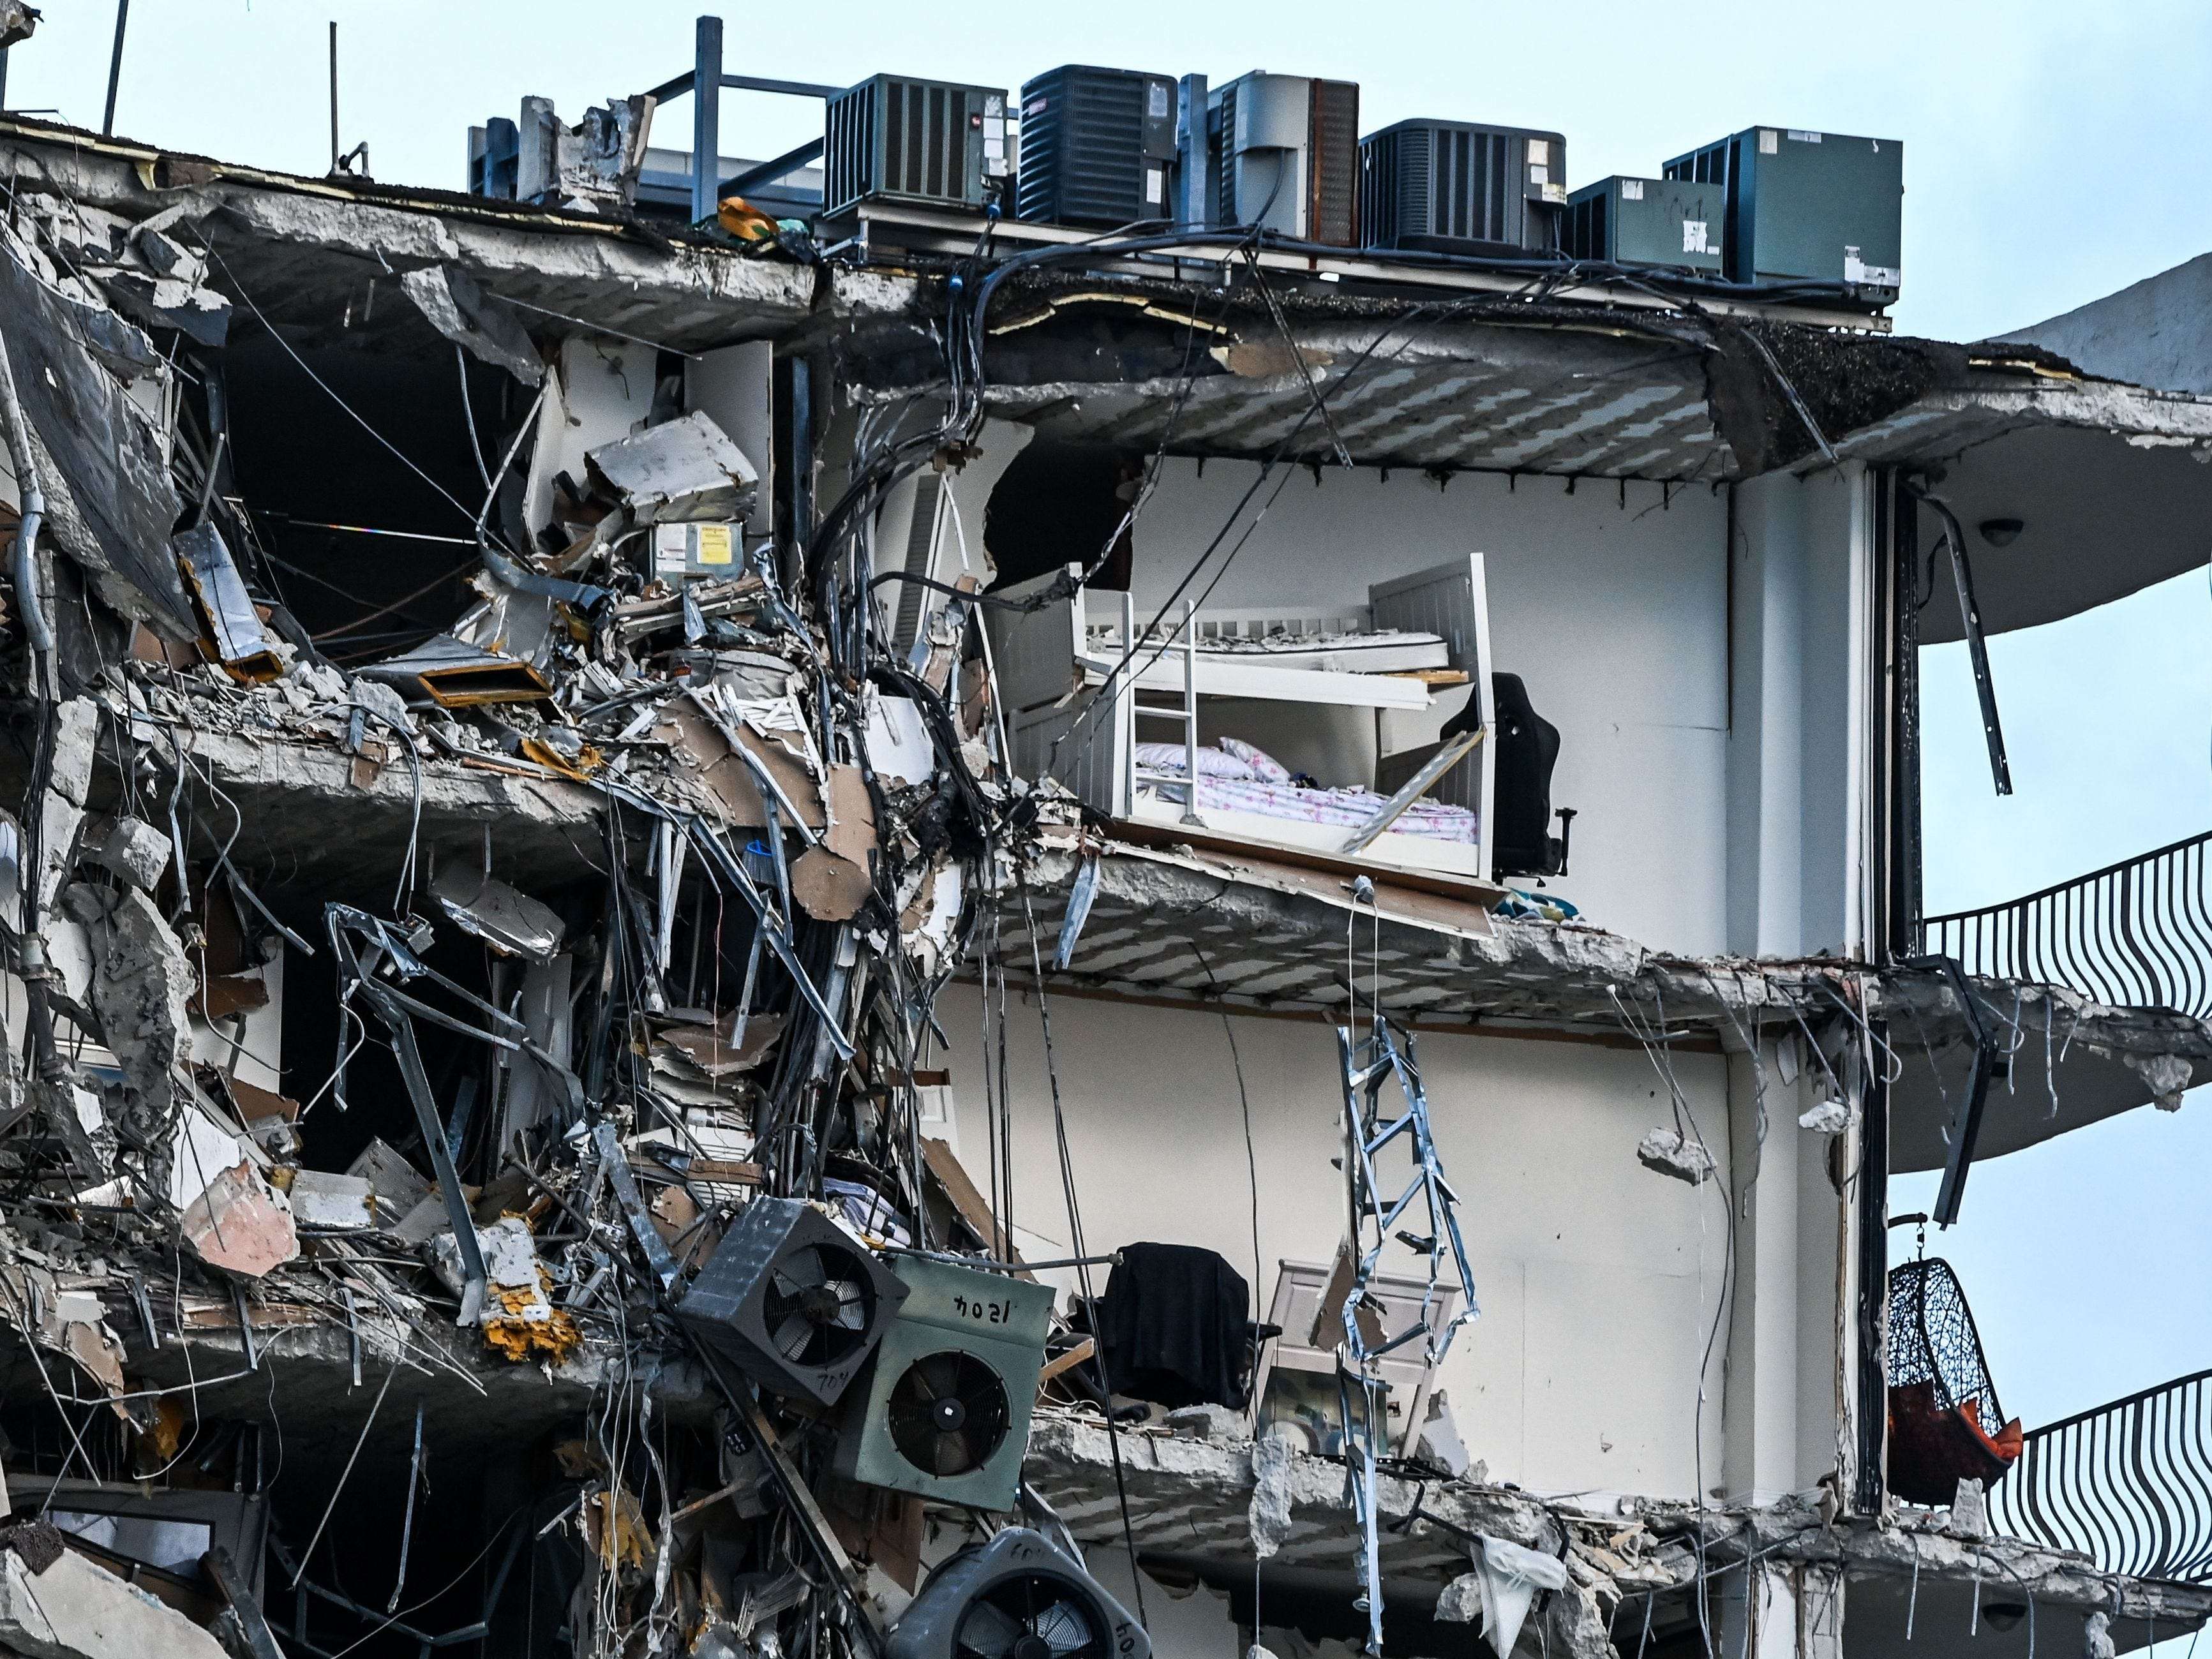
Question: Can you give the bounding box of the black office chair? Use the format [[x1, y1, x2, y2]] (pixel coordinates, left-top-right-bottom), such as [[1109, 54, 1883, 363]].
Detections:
[[1483, 672, 1575, 880]]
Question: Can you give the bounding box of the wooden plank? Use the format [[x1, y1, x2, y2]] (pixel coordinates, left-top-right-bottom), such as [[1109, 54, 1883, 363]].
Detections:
[[1037, 1336, 1096, 1387], [920, 1138, 1033, 1279]]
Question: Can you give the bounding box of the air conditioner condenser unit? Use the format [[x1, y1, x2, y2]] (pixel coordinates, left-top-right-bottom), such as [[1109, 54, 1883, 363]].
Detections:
[[1017, 64, 1179, 230], [1564, 175, 1724, 274], [832, 1255, 1054, 1512], [1663, 126, 1902, 306], [825, 75, 1011, 218], [1206, 71, 1359, 247], [1359, 119, 1566, 257]]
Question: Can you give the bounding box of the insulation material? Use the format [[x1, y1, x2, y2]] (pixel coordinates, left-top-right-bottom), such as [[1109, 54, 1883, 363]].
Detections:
[[428, 1216, 579, 1363]]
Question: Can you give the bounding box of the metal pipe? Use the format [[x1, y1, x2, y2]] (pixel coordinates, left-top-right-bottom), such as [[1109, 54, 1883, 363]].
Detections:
[[327, 22, 339, 175], [691, 15, 722, 225], [100, 0, 129, 136], [0, 332, 52, 653]]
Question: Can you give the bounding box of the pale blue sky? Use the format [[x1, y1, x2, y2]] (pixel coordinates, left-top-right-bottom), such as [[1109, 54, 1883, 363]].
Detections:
[[8, 0, 2209, 1427]]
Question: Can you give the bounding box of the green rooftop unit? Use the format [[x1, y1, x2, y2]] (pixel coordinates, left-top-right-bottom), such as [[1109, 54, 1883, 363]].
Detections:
[[1662, 126, 1901, 306], [1564, 175, 1726, 274]]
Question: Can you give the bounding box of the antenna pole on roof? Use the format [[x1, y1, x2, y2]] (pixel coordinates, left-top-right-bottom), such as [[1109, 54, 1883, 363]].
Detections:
[[100, 0, 130, 136], [328, 20, 340, 174]]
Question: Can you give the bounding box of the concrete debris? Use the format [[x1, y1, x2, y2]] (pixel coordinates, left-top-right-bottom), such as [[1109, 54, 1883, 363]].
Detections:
[[1797, 1097, 1855, 1134], [181, 1159, 300, 1278], [0, 4, 37, 50], [2085, 1611, 2117, 1659], [1248, 1434, 1296, 1559], [77, 814, 170, 890], [0, 1543, 231, 1659], [1165, 1404, 1248, 1441], [2123, 1049, 2193, 1110], [400, 263, 544, 385], [1636, 1126, 1717, 1185], [1948, 1477, 1992, 1540], [75, 883, 193, 1102]]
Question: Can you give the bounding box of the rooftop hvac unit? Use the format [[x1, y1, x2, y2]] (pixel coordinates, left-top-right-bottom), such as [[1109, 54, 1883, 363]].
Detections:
[[1563, 175, 1724, 274], [1206, 71, 1359, 247], [1017, 65, 1179, 230], [825, 75, 1010, 219], [887, 1528, 1151, 1659], [833, 1255, 1054, 1512], [1662, 126, 1902, 305], [676, 1197, 908, 1408], [1359, 119, 1566, 257]]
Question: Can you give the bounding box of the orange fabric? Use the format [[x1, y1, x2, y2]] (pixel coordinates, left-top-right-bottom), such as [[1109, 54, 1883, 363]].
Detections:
[[1957, 1397, 2025, 1464]]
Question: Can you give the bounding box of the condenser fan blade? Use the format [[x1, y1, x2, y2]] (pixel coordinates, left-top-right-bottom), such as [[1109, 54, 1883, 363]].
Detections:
[[932, 1427, 978, 1476], [955, 1598, 1027, 1659], [772, 1312, 819, 1362], [1031, 1598, 1102, 1658], [770, 1246, 829, 1297], [823, 1279, 869, 1329]]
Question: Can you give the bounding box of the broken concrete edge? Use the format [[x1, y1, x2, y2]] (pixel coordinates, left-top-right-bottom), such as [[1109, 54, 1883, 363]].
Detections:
[[0, 120, 918, 351], [1013, 834, 2212, 1068], [1025, 1413, 2212, 1631]]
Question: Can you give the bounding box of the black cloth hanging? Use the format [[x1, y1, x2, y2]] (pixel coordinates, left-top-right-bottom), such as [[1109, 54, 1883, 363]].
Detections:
[[1093, 1242, 1252, 1410]]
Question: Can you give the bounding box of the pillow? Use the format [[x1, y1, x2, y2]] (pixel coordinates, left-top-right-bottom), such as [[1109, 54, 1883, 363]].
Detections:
[[1133, 742, 1255, 780], [1218, 735, 1292, 784]]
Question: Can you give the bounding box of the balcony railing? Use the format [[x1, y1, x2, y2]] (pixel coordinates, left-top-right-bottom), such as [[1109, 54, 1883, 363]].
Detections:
[[1918, 830, 2212, 1017], [1987, 1369, 2212, 1583]]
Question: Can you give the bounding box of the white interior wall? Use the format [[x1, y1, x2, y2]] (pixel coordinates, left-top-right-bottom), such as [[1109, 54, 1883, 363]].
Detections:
[[685, 341, 774, 537], [938, 985, 1733, 1502], [1728, 468, 1865, 960], [522, 336, 657, 538], [1115, 461, 1731, 953]]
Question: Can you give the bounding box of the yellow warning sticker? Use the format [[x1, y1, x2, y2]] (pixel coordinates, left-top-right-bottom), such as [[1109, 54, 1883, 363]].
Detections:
[[696, 524, 734, 565]]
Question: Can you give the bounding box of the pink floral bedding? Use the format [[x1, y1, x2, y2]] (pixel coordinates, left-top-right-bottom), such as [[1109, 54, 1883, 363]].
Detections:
[[1141, 766, 1479, 844]]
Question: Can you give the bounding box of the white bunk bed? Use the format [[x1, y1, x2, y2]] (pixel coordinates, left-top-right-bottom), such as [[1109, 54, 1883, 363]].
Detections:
[[988, 557, 1498, 881]]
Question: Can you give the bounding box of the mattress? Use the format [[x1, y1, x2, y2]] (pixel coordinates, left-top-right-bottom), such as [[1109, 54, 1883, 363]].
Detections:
[[1139, 768, 1479, 845], [1088, 624, 1450, 674]]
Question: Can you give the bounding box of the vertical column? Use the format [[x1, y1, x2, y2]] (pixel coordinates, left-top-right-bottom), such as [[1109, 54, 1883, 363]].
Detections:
[[691, 15, 724, 225], [1723, 1041, 1805, 1504]]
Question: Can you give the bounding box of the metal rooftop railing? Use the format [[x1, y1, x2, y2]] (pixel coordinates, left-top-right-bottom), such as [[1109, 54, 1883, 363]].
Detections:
[[1918, 829, 2212, 1018], [1988, 1369, 2212, 1583]]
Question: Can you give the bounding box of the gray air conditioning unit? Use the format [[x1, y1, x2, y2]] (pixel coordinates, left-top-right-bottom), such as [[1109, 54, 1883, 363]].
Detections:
[[1359, 119, 1566, 257], [1564, 176, 1724, 274], [887, 1528, 1151, 1659], [1017, 65, 1179, 230], [676, 1197, 908, 1409], [1206, 71, 1360, 247], [825, 76, 1010, 219], [1663, 126, 1902, 306], [833, 1255, 1054, 1512]]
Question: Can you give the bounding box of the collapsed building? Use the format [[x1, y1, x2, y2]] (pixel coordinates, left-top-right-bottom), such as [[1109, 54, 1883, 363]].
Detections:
[[0, 22, 2207, 1659]]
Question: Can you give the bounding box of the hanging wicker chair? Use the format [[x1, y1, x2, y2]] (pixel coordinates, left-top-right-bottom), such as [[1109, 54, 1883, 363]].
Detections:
[[1887, 1258, 2026, 1506]]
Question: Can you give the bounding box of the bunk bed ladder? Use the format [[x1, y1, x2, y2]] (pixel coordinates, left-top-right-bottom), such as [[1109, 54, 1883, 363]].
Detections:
[[1122, 593, 1204, 826]]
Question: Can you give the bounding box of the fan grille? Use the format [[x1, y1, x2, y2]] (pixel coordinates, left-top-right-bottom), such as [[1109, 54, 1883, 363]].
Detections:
[[953, 1573, 1107, 1659], [758, 1242, 879, 1370], [887, 1350, 1011, 1478]]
